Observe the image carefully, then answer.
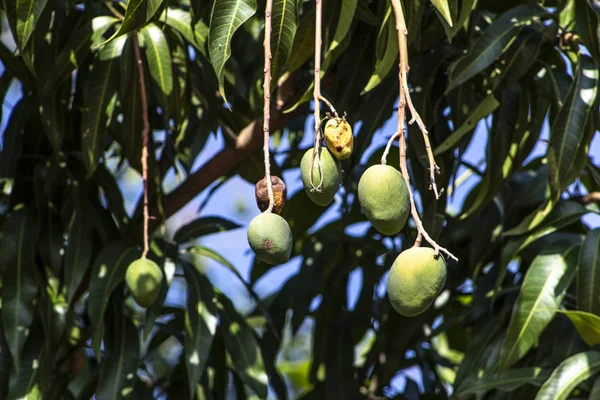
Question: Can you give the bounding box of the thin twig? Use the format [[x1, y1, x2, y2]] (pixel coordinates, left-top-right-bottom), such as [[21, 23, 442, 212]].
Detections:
[[389, 0, 457, 261], [309, 0, 324, 193], [263, 0, 275, 212], [381, 131, 400, 165], [104, 1, 124, 19], [133, 33, 151, 259], [319, 95, 338, 118]]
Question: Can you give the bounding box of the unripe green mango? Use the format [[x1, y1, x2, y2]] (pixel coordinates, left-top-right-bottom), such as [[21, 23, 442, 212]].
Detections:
[[357, 164, 410, 235], [386, 247, 447, 317], [300, 147, 342, 206], [247, 212, 292, 265], [125, 258, 164, 308]]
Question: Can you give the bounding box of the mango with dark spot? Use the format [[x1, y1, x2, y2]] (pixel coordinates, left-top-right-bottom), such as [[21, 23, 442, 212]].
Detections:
[[255, 176, 287, 214], [386, 247, 447, 317], [247, 212, 292, 265], [324, 117, 353, 160], [125, 258, 163, 308]]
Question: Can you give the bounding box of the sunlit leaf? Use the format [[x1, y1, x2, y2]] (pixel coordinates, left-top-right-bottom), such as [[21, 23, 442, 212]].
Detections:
[[101, 0, 165, 46], [270, 0, 298, 90], [456, 367, 550, 398], [161, 8, 208, 54], [535, 351, 600, 400], [4, 0, 48, 51], [362, 5, 397, 94], [141, 23, 174, 115], [430, 0, 453, 27], [559, 310, 600, 346]]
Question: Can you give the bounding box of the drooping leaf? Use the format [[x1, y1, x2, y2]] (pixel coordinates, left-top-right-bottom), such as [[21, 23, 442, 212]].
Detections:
[[270, 0, 298, 90], [323, 0, 357, 62], [0, 206, 40, 367], [578, 228, 600, 315], [141, 23, 174, 116], [362, 5, 397, 94], [96, 297, 141, 400], [102, 0, 165, 45], [161, 8, 209, 54], [173, 216, 241, 244], [208, 0, 257, 102], [87, 241, 141, 359], [5, 323, 44, 399], [559, 310, 600, 346], [503, 200, 587, 237], [43, 16, 119, 96], [547, 55, 599, 201], [575, 0, 600, 66], [183, 265, 218, 397], [434, 94, 500, 156], [446, 4, 547, 92], [64, 206, 93, 303], [219, 297, 268, 398], [499, 244, 579, 369], [535, 351, 600, 400], [430, 0, 453, 27], [81, 36, 126, 178], [4, 0, 48, 51], [456, 367, 551, 398]]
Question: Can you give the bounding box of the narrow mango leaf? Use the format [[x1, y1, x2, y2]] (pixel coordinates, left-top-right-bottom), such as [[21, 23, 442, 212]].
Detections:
[[547, 55, 599, 201], [0, 324, 10, 399], [208, 0, 257, 103], [87, 241, 141, 360], [219, 297, 268, 398], [81, 36, 126, 178], [4, 0, 48, 51], [141, 23, 173, 115], [43, 16, 119, 96], [100, 0, 164, 46], [503, 200, 586, 237], [323, 0, 356, 61], [5, 325, 44, 399], [576, 0, 600, 66], [183, 265, 218, 397], [270, 0, 298, 90], [578, 228, 600, 315], [161, 8, 208, 54], [173, 216, 241, 244], [430, 0, 453, 27], [64, 207, 93, 303], [450, 0, 476, 38], [456, 367, 551, 398], [96, 300, 140, 400], [0, 207, 40, 367], [282, 8, 315, 77], [446, 4, 547, 92], [499, 244, 579, 369], [559, 310, 600, 346], [434, 94, 500, 156], [362, 5, 397, 94], [535, 351, 600, 400]]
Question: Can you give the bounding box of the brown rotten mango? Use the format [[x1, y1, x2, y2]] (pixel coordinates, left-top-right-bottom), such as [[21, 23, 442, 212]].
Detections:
[[255, 176, 287, 214], [386, 247, 447, 317], [357, 164, 410, 235], [324, 117, 354, 160]]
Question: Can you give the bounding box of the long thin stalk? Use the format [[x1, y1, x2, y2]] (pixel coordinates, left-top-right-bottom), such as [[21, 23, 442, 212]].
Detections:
[[309, 0, 325, 192], [263, 0, 275, 212]]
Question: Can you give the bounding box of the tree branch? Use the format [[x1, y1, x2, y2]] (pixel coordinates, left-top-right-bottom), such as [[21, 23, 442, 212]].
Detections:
[[263, 0, 275, 212], [389, 0, 457, 261]]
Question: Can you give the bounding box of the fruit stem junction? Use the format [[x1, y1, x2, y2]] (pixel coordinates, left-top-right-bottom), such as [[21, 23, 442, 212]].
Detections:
[[133, 32, 151, 259], [262, 0, 276, 212], [389, 0, 457, 261]]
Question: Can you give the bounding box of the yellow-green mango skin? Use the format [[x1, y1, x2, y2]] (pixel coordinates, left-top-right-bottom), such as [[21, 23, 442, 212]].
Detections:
[[357, 164, 410, 235], [300, 147, 342, 206], [125, 258, 164, 308], [247, 212, 292, 265], [387, 247, 447, 317]]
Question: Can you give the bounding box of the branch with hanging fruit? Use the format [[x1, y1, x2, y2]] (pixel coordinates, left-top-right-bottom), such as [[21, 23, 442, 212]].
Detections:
[[247, 0, 457, 318]]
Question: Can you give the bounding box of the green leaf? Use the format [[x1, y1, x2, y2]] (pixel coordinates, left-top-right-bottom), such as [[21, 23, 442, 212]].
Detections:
[[270, 0, 298, 90], [503, 200, 587, 237], [587, 0, 600, 16], [559, 310, 600, 346], [161, 8, 208, 54], [430, 0, 453, 27], [43, 16, 119, 96], [456, 367, 551, 397], [81, 36, 126, 178], [0, 324, 11, 399], [576, 0, 600, 66], [101, 0, 164, 46], [578, 228, 600, 315], [219, 297, 268, 398], [362, 5, 397, 94], [282, 8, 315, 77], [4, 0, 48, 51], [446, 4, 547, 92], [173, 216, 241, 244], [5, 324, 44, 399], [499, 244, 579, 369], [141, 23, 174, 115], [208, 0, 257, 103], [535, 351, 600, 400], [87, 241, 141, 360], [64, 207, 93, 303], [183, 265, 218, 397], [323, 0, 357, 61], [434, 94, 500, 156], [96, 299, 140, 400], [0, 207, 40, 367], [547, 55, 599, 201]]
